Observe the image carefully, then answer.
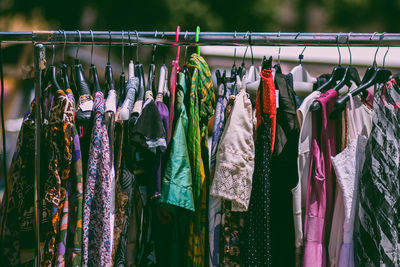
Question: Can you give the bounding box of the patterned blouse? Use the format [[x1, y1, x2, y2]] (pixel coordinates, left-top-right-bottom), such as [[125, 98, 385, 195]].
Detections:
[[2, 99, 38, 266], [55, 89, 84, 267], [82, 91, 113, 267], [42, 89, 75, 267]]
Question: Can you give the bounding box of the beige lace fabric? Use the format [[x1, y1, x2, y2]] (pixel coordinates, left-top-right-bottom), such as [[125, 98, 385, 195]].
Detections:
[[210, 89, 255, 211]]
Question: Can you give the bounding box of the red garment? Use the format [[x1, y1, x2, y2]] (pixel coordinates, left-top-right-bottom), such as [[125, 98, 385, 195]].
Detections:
[[256, 69, 277, 153]]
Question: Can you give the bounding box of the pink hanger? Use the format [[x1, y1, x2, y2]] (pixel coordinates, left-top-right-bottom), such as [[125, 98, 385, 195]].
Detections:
[[174, 26, 181, 71]]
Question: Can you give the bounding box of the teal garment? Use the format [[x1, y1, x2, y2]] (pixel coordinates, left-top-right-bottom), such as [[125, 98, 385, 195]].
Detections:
[[160, 71, 194, 211]]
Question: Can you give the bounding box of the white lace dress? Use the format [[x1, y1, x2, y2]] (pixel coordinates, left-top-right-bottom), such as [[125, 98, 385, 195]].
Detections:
[[330, 94, 372, 267]]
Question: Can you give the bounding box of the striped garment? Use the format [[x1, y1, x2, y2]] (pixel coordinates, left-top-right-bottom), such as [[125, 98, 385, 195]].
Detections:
[[354, 78, 400, 266], [187, 53, 215, 267]]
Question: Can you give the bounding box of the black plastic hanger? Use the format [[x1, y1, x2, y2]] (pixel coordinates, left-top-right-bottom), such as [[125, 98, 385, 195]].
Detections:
[[119, 30, 126, 105], [310, 34, 346, 111], [146, 44, 156, 95], [274, 36, 283, 73], [331, 33, 361, 92], [105, 31, 115, 96], [45, 44, 62, 92], [332, 33, 391, 116], [319, 36, 346, 92], [230, 48, 238, 82], [217, 70, 227, 84], [88, 30, 101, 94], [73, 30, 91, 97], [134, 30, 145, 101], [60, 30, 70, 90], [237, 45, 248, 78], [262, 56, 273, 70], [229, 48, 239, 95]]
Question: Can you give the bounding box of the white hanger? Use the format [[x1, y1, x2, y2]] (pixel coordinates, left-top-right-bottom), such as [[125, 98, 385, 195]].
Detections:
[[290, 46, 317, 94], [118, 60, 138, 120], [156, 64, 168, 101]]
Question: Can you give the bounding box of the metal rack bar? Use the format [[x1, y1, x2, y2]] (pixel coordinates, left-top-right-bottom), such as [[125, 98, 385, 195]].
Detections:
[[0, 31, 399, 46]]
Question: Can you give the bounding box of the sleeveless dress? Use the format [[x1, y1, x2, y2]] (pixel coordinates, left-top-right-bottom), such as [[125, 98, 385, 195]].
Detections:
[[354, 78, 400, 266], [330, 94, 372, 267]]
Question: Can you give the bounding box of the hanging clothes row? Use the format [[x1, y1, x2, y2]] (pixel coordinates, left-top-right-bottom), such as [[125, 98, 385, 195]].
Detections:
[[1, 30, 400, 267]]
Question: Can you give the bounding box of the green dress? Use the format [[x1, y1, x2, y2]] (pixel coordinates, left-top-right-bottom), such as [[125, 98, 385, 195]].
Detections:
[[160, 71, 194, 211]]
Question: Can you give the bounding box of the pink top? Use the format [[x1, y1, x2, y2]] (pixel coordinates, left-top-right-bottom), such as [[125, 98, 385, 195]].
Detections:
[[303, 89, 338, 267]]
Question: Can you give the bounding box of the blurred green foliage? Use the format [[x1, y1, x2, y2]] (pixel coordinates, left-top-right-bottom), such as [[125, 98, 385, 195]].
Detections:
[[0, 0, 399, 32]]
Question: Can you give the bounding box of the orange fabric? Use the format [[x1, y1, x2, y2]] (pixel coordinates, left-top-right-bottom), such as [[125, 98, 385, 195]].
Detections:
[[255, 69, 276, 153]]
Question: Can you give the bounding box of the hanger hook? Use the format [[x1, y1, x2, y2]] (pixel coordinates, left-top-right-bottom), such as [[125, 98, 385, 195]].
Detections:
[[184, 30, 188, 41], [347, 32, 352, 65], [75, 30, 81, 59], [248, 31, 254, 65], [383, 46, 390, 68], [121, 30, 125, 72], [90, 30, 94, 65], [62, 30, 67, 62], [52, 44, 56, 66], [154, 30, 157, 38], [337, 33, 341, 65], [373, 32, 385, 67], [128, 30, 133, 60], [370, 32, 378, 41], [233, 47, 237, 65], [184, 31, 188, 65], [234, 31, 237, 39], [107, 31, 112, 64], [135, 30, 139, 62], [299, 46, 306, 64], [277, 31, 281, 65], [295, 32, 300, 39], [242, 46, 249, 66]]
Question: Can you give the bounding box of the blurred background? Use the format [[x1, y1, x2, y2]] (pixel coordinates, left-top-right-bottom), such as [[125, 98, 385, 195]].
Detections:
[[1, 0, 400, 203]]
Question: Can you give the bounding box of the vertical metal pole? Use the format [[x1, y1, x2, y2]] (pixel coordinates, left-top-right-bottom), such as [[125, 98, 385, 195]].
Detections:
[[33, 43, 45, 267]]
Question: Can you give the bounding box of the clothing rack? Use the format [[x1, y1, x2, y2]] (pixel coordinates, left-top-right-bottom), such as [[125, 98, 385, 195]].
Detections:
[[1, 30, 399, 266]]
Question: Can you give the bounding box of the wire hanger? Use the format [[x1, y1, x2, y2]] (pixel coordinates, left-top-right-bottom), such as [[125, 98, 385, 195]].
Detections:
[[59, 30, 70, 90], [119, 30, 126, 103], [146, 32, 158, 96], [312, 33, 346, 93], [332, 32, 392, 116], [273, 31, 283, 73], [237, 33, 249, 78], [290, 32, 317, 94], [74, 29, 81, 64], [183, 30, 189, 66], [89, 29, 101, 93], [134, 30, 145, 101], [157, 30, 169, 98], [247, 31, 258, 83], [46, 41, 61, 92], [72, 29, 91, 98], [105, 31, 114, 95], [331, 32, 361, 93]]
